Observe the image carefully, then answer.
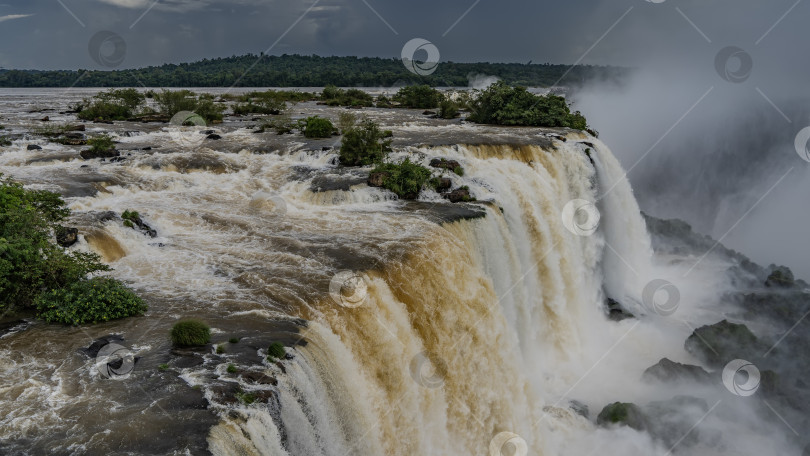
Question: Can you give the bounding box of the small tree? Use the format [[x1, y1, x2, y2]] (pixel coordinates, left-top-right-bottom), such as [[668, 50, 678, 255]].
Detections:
[[299, 116, 337, 138], [369, 158, 433, 200], [339, 119, 393, 166], [393, 85, 442, 109]]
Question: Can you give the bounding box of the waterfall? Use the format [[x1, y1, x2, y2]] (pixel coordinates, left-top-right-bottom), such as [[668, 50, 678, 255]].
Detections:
[[207, 138, 661, 455]]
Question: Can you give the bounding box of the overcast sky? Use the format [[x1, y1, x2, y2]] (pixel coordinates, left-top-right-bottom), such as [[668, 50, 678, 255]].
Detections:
[[0, 0, 805, 74]]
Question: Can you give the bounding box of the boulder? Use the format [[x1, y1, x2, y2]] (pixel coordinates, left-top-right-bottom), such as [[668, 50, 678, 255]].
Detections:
[[429, 158, 461, 171], [596, 402, 646, 431], [434, 177, 452, 192], [55, 226, 79, 248], [27, 144, 42, 150], [684, 320, 765, 368], [40, 116, 49, 122], [68, 124, 86, 132], [206, 134, 222, 140], [241, 371, 278, 386], [80, 148, 119, 160], [367, 172, 388, 187], [606, 298, 634, 321], [444, 187, 474, 203], [80, 334, 125, 358], [569, 400, 589, 418], [765, 266, 795, 288], [642, 358, 712, 384]]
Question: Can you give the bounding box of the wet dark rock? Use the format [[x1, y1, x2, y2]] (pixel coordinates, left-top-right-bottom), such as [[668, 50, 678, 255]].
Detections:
[[210, 382, 240, 405], [110, 156, 127, 163], [434, 177, 452, 192], [765, 266, 795, 288], [55, 226, 78, 247], [444, 186, 474, 203], [68, 124, 86, 132], [569, 400, 589, 418], [206, 134, 222, 140], [40, 116, 49, 122], [642, 358, 712, 384], [684, 320, 765, 368], [80, 334, 125, 358], [321, 146, 331, 151], [92, 119, 114, 124], [422, 110, 436, 115], [241, 370, 278, 386], [123, 212, 158, 238], [165, 386, 208, 410], [429, 158, 461, 170], [606, 298, 634, 321], [597, 402, 646, 431], [252, 389, 278, 404], [142, 146, 152, 150], [202, 130, 215, 135], [367, 172, 387, 187], [80, 148, 119, 160], [26, 144, 42, 150]]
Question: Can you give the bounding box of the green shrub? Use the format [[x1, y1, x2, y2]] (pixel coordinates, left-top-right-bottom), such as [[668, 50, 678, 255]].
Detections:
[[0, 136, 11, 147], [216, 343, 225, 354], [375, 95, 394, 108], [227, 363, 237, 373], [370, 158, 433, 200], [320, 85, 373, 107], [0, 175, 117, 317], [232, 90, 303, 115], [87, 134, 115, 153], [78, 88, 146, 121], [468, 81, 588, 129], [235, 390, 257, 405], [153, 90, 224, 123], [299, 116, 337, 138], [170, 319, 211, 347], [453, 166, 464, 176], [339, 119, 393, 166], [33, 277, 147, 325], [337, 111, 358, 133], [438, 98, 460, 119], [393, 85, 442, 109], [267, 342, 285, 360], [158, 363, 169, 371], [229, 337, 239, 343]]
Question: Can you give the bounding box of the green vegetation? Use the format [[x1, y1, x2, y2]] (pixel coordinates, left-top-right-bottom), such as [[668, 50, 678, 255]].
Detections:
[[216, 343, 225, 354], [231, 90, 313, 115], [337, 111, 358, 133], [467, 81, 588, 129], [153, 90, 225, 123], [0, 54, 626, 88], [0, 175, 146, 323], [0, 136, 11, 147], [78, 88, 146, 121], [320, 85, 374, 107], [393, 85, 442, 109], [87, 134, 115, 153], [158, 363, 169, 371], [267, 342, 286, 361], [453, 166, 464, 176], [235, 390, 257, 405], [338, 119, 393, 166], [375, 95, 394, 108], [170, 319, 211, 347], [227, 363, 237, 373], [229, 337, 239, 343], [298, 116, 337, 138], [34, 277, 147, 325], [596, 402, 646, 430], [369, 159, 433, 200], [438, 98, 461, 119], [258, 113, 296, 135], [122, 210, 139, 229]]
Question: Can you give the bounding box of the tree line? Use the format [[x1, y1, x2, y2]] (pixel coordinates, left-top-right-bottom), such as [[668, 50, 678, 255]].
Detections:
[[0, 54, 626, 88]]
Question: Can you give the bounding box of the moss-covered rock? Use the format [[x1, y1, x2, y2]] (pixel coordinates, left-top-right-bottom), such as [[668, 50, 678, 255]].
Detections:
[[684, 319, 765, 368], [642, 358, 712, 384], [596, 402, 646, 430]]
